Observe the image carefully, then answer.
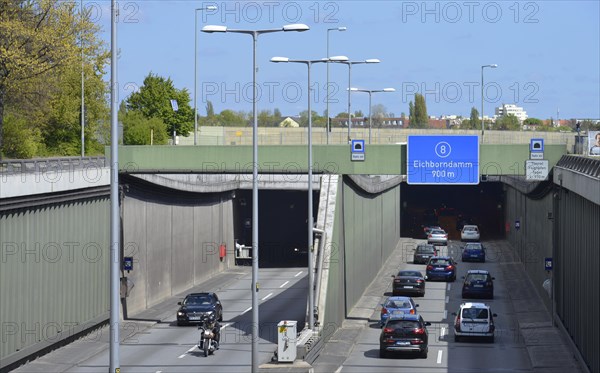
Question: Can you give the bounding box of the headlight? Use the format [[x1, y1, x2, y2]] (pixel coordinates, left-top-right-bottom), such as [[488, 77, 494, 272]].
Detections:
[[205, 311, 214, 316], [177, 312, 184, 316]]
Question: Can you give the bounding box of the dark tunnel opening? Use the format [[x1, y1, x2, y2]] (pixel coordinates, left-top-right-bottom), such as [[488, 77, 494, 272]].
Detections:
[[400, 182, 505, 241], [233, 189, 319, 268]]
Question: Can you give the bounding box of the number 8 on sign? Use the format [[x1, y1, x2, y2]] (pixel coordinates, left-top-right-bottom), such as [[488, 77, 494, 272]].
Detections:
[[435, 142, 452, 158]]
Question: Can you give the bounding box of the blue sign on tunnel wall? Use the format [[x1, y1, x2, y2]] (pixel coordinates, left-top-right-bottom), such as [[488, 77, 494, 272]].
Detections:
[[407, 135, 480, 185]]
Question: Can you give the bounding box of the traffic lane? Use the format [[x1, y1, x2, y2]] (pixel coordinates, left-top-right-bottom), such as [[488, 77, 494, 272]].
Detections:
[[65, 268, 307, 372], [446, 240, 531, 372], [337, 240, 534, 372]]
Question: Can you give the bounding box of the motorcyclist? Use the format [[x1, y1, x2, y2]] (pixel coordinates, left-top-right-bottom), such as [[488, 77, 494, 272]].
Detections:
[[199, 313, 221, 349]]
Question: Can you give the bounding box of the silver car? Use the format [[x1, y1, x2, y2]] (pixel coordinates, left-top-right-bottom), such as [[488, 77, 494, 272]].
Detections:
[[427, 229, 448, 246]]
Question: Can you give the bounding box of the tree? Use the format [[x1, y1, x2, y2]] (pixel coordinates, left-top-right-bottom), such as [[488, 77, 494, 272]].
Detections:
[[0, 0, 106, 157], [409, 94, 428, 128], [121, 110, 168, 145], [523, 118, 543, 127], [494, 114, 521, 130], [467, 107, 480, 130], [125, 73, 194, 138]]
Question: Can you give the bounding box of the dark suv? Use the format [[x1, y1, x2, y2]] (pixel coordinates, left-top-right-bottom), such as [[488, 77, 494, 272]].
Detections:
[[379, 313, 431, 358], [461, 270, 494, 299], [177, 292, 223, 326], [413, 244, 438, 264]]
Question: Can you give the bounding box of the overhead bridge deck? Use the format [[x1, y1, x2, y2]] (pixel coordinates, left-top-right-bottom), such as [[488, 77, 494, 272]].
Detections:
[[114, 144, 566, 175]]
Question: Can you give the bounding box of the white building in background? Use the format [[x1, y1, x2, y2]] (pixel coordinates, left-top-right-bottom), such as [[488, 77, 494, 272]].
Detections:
[[495, 104, 528, 122]]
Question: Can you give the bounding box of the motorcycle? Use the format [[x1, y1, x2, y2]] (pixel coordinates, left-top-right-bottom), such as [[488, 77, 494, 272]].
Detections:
[[197, 315, 219, 357]]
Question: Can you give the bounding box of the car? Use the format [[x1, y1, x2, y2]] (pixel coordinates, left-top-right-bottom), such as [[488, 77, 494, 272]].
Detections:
[[425, 256, 457, 282], [176, 292, 223, 326], [392, 270, 425, 297], [461, 270, 495, 299], [462, 242, 486, 262], [427, 229, 448, 246], [380, 296, 419, 327], [413, 244, 438, 264], [422, 225, 442, 239], [453, 302, 497, 343], [461, 225, 480, 242], [379, 313, 431, 358]]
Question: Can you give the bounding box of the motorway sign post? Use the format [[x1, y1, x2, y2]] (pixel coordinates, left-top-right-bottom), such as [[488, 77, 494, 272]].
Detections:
[[407, 135, 479, 185]]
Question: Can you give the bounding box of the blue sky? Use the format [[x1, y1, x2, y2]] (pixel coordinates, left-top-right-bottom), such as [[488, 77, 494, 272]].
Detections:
[[93, 1, 600, 120]]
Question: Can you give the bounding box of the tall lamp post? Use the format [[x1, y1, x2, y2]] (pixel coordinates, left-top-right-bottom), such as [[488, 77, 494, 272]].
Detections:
[[194, 5, 217, 146], [202, 23, 309, 373], [80, 0, 85, 157], [270, 55, 348, 331], [481, 64, 498, 139], [326, 27, 346, 144], [331, 59, 381, 142], [349, 87, 395, 144]]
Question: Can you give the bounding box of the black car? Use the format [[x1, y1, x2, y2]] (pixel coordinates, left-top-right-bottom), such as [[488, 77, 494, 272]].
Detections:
[[177, 292, 223, 326], [379, 313, 431, 358], [392, 270, 426, 296], [462, 270, 494, 299], [413, 244, 438, 264]]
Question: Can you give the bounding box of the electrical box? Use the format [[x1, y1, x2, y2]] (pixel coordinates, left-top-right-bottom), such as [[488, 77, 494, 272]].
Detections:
[[277, 320, 297, 362]]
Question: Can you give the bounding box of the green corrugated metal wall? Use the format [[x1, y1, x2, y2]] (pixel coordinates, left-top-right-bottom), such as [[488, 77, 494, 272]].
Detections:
[[0, 198, 110, 367]]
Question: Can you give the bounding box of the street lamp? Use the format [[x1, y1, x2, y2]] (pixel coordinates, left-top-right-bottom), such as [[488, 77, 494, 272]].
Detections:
[[203, 23, 309, 373], [326, 26, 346, 144], [331, 59, 381, 142], [194, 5, 217, 146], [481, 64, 498, 139], [270, 55, 348, 331], [349, 87, 395, 144]]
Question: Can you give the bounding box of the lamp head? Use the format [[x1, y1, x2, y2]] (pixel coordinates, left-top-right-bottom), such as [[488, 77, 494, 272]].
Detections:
[[491, 64, 498, 68], [383, 88, 396, 92], [338, 26, 347, 31], [283, 24, 309, 32], [202, 25, 227, 33], [205, 5, 217, 11], [365, 59, 380, 63], [270, 57, 289, 63], [328, 55, 349, 62]]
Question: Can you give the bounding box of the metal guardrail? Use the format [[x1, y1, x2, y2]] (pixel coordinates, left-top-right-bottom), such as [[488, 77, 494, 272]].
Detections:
[[0, 156, 106, 175], [555, 155, 600, 178]]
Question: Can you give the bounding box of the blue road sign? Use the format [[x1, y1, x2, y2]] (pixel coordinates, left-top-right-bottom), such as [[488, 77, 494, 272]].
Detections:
[[351, 139, 365, 153], [530, 138, 544, 152], [123, 257, 133, 271], [545, 257, 553, 271], [515, 220, 521, 230], [407, 135, 479, 184]]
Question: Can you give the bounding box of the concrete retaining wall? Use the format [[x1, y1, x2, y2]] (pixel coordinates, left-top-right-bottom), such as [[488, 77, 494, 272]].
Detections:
[[121, 180, 235, 316]]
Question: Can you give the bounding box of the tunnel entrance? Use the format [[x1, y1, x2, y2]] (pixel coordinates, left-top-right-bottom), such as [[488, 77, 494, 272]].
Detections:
[[233, 189, 319, 268], [400, 182, 505, 241]]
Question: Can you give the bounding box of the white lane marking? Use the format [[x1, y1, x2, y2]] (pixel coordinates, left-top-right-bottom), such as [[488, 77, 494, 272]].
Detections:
[[440, 327, 446, 338], [334, 366, 343, 373], [156, 371, 162, 373], [221, 322, 231, 330], [436, 349, 443, 364], [295, 271, 303, 277], [178, 353, 187, 359], [444, 310, 448, 319], [262, 292, 273, 301], [280, 281, 290, 288], [447, 283, 452, 291], [242, 307, 252, 314], [445, 295, 449, 303]]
